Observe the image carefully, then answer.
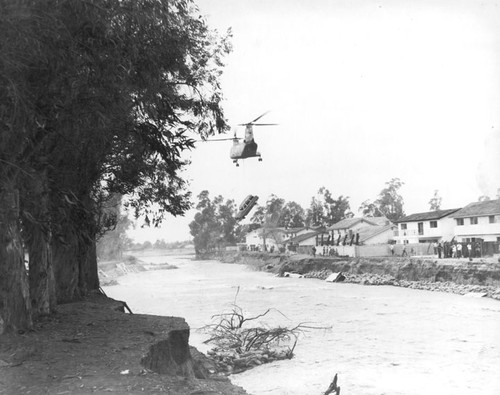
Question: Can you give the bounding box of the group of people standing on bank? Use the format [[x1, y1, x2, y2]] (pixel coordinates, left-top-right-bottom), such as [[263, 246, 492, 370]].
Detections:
[[435, 241, 481, 259]]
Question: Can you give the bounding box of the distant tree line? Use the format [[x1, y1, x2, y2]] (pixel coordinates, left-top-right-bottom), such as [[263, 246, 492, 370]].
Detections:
[[0, 0, 231, 334], [189, 179, 407, 254]]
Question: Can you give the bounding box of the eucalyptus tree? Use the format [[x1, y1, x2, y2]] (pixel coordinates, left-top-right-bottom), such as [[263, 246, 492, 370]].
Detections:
[[428, 190, 442, 211], [189, 191, 239, 255], [0, 0, 230, 333], [279, 201, 305, 228], [306, 187, 351, 227], [359, 178, 405, 222]]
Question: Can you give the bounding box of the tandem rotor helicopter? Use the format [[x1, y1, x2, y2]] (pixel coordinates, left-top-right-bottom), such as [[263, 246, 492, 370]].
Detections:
[[204, 112, 278, 166]]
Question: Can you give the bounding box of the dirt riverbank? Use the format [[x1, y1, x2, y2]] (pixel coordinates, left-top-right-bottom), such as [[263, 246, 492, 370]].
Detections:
[[220, 252, 500, 300], [0, 255, 248, 395]]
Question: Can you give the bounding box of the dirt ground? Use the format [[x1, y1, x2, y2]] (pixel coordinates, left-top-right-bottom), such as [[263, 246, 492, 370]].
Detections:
[[0, 293, 248, 395]]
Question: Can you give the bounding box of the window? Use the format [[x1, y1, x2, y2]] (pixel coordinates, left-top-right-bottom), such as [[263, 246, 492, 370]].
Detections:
[[430, 221, 438, 228], [489, 215, 496, 224], [470, 217, 478, 225], [456, 218, 464, 226], [400, 224, 407, 230]]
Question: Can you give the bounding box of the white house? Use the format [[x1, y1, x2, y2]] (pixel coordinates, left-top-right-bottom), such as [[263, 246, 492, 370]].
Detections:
[[451, 199, 500, 243], [245, 227, 287, 251], [394, 208, 460, 244], [327, 217, 392, 245]]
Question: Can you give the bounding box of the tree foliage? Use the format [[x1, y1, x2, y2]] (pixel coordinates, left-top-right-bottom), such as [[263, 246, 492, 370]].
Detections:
[[428, 190, 442, 211], [96, 195, 132, 260], [359, 178, 405, 221], [189, 191, 241, 254], [375, 178, 405, 221], [279, 201, 305, 228], [306, 187, 352, 227], [359, 200, 383, 217]]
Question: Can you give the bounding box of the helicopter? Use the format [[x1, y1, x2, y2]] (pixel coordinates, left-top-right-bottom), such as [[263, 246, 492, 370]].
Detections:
[[205, 112, 278, 166]]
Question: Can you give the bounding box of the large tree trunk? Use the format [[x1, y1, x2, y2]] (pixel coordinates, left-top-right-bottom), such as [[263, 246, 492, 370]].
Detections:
[[52, 227, 81, 304], [0, 187, 32, 334], [24, 170, 56, 316], [79, 237, 99, 293], [52, 195, 99, 303], [26, 225, 56, 316]]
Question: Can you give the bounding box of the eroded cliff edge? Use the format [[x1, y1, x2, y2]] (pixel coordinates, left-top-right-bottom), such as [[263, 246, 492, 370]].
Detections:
[[220, 252, 500, 300]]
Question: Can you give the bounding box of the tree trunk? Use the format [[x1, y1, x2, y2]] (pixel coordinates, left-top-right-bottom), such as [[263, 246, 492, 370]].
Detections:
[[24, 170, 56, 316], [26, 226, 56, 316], [52, 226, 81, 303], [78, 237, 100, 294], [0, 187, 32, 334], [77, 193, 100, 295], [52, 197, 99, 303]]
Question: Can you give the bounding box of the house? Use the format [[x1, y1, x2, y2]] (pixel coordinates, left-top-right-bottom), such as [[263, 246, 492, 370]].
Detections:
[[244, 227, 287, 251], [394, 208, 460, 244], [450, 199, 500, 244], [327, 217, 392, 245]]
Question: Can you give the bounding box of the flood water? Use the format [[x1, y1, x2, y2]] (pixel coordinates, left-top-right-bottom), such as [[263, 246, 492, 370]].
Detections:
[[103, 253, 500, 395]]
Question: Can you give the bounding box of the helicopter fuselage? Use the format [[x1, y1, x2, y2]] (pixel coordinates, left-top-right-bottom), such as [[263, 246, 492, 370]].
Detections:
[[229, 138, 260, 159], [230, 125, 261, 160]]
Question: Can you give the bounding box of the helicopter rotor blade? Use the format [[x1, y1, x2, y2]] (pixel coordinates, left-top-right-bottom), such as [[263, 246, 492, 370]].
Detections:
[[251, 123, 279, 126], [238, 111, 271, 126], [249, 111, 270, 124]]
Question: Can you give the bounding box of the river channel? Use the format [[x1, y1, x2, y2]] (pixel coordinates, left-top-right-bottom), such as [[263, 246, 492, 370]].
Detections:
[[103, 253, 500, 395]]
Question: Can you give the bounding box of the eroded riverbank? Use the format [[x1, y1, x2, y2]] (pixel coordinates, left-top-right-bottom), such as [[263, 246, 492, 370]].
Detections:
[[221, 252, 500, 300]]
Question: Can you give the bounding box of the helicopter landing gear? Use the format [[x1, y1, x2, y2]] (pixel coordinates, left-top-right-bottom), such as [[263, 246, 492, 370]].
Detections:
[[233, 160, 239, 167], [258, 157, 263, 162]]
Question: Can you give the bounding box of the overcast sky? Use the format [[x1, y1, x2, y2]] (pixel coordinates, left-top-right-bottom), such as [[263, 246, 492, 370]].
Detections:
[[128, 0, 500, 243]]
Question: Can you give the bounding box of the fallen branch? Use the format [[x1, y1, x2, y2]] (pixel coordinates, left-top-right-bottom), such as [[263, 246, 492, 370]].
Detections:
[[201, 303, 330, 374]]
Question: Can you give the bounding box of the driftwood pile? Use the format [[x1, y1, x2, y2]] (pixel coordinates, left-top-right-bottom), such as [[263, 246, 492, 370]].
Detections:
[[201, 303, 326, 374]]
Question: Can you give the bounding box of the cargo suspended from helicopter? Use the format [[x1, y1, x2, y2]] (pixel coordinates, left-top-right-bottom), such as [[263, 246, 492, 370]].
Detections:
[[200, 112, 278, 166]]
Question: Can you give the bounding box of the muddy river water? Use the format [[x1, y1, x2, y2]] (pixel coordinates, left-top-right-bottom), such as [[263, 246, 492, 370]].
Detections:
[[103, 253, 500, 395]]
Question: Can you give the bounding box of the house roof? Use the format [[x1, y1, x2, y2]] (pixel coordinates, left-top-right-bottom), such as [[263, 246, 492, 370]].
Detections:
[[283, 227, 307, 234], [327, 217, 389, 230], [357, 225, 394, 243], [288, 231, 323, 244], [395, 208, 461, 223], [364, 217, 391, 226], [450, 199, 500, 218]]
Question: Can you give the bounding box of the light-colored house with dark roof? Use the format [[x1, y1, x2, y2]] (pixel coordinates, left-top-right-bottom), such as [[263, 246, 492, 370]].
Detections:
[[328, 217, 389, 232], [245, 226, 288, 251], [451, 199, 500, 243], [327, 217, 393, 245], [394, 208, 460, 244]]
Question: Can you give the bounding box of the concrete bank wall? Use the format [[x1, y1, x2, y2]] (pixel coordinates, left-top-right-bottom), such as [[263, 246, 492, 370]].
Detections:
[[221, 252, 500, 287]]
